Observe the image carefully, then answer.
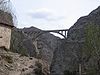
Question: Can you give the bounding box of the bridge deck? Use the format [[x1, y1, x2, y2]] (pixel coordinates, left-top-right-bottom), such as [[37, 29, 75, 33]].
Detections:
[[44, 29, 68, 32]]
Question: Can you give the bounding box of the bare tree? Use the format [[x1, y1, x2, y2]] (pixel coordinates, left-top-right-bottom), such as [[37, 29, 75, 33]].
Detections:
[[0, 0, 10, 11]]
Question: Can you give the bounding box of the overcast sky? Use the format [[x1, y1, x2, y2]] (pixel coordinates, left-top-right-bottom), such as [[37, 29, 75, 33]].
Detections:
[[10, 0, 100, 30]]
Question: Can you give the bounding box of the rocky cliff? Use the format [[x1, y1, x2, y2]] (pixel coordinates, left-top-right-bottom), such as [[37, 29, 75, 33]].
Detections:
[[50, 6, 100, 75], [10, 26, 59, 64]]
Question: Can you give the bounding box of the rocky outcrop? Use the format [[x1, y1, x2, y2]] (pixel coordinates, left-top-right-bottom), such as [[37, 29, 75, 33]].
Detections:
[[50, 6, 100, 75], [22, 27, 59, 64], [50, 39, 66, 75], [10, 26, 59, 64], [10, 28, 37, 57], [0, 48, 50, 75], [0, 10, 13, 25]]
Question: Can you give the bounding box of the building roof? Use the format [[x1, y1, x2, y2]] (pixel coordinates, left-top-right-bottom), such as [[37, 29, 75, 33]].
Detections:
[[0, 10, 14, 27]]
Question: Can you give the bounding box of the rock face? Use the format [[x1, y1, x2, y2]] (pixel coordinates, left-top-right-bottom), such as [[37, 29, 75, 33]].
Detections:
[[22, 27, 59, 64], [0, 48, 49, 75], [50, 39, 66, 75], [10, 28, 37, 57], [10, 26, 58, 64], [50, 6, 100, 75], [0, 10, 13, 25]]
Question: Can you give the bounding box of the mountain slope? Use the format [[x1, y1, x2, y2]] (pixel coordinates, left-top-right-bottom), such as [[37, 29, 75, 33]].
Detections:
[[50, 6, 100, 75], [10, 26, 59, 64]]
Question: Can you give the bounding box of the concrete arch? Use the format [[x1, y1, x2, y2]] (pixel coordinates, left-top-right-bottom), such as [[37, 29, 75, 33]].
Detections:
[[33, 31, 67, 41], [51, 32, 67, 39]]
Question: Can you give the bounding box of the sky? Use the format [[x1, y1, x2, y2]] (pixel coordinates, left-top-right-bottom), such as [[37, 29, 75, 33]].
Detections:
[[10, 0, 100, 30]]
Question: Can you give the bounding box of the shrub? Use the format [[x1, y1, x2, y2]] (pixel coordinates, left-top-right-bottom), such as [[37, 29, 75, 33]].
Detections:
[[63, 70, 77, 75], [85, 68, 97, 75], [1, 55, 13, 63], [34, 61, 45, 75]]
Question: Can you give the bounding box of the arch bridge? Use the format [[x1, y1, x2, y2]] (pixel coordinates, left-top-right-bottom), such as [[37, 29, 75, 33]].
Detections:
[[32, 29, 69, 41], [44, 29, 69, 39]]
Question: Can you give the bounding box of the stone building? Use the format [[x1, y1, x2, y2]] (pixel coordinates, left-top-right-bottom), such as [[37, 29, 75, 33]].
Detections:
[[0, 10, 14, 49]]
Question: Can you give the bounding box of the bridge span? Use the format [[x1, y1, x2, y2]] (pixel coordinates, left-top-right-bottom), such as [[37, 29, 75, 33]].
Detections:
[[43, 29, 69, 39]]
